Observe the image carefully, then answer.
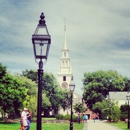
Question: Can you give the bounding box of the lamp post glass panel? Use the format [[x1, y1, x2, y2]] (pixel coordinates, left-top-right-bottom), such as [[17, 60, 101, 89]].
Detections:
[[69, 76, 75, 130], [32, 12, 51, 130], [126, 96, 130, 129]]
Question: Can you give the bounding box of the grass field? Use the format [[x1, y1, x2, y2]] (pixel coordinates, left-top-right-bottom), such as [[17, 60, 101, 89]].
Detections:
[[0, 122, 84, 130], [109, 121, 130, 130]]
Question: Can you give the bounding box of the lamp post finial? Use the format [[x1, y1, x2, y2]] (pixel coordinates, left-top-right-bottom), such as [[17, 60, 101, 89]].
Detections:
[[39, 12, 46, 25]]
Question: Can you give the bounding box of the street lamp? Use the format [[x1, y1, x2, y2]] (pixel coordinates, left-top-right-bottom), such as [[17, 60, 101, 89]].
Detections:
[[69, 76, 75, 130], [126, 95, 130, 129], [32, 12, 51, 130]]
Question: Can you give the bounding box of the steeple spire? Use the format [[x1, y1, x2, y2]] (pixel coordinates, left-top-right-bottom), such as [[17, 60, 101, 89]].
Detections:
[[63, 18, 67, 49]]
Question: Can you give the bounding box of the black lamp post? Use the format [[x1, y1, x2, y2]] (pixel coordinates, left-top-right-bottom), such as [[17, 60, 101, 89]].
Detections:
[[69, 76, 75, 130], [32, 12, 51, 130], [126, 95, 130, 129]]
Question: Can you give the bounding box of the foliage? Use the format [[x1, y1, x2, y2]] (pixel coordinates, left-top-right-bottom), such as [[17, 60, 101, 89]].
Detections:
[[120, 104, 128, 112], [0, 73, 26, 116], [83, 70, 125, 109], [55, 114, 64, 120], [55, 114, 77, 122], [22, 69, 38, 83], [92, 99, 121, 122], [14, 74, 38, 117], [120, 104, 128, 121], [22, 70, 70, 116], [120, 112, 127, 121], [110, 105, 121, 122], [0, 63, 7, 79], [73, 103, 87, 113]]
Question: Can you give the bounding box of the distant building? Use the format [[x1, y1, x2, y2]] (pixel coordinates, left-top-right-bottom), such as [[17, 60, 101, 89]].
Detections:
[[109, 91, 130, 106], [57, 23, 82, 115]]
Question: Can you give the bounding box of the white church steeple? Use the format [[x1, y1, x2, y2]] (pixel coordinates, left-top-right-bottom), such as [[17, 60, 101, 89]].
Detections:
[[57, 22, 73, 90], [63, 22, 67, 50]]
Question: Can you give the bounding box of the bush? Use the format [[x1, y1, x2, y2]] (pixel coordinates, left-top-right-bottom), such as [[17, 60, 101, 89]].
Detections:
[[120, 113, 127, 121], [100, 112, 108, 120], [72, 114, 77, 122], [55, 114, 77, 122], [63, 114, 70, 120], [111, 106, 121, 122], [55, 114, 64, 120]]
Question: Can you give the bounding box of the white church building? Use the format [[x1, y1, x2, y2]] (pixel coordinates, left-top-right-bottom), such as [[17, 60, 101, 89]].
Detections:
[[57, 24, 82, 115]]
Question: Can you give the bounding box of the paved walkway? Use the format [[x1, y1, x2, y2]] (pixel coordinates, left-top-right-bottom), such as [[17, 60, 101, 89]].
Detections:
[[83, 120, 122, 130]]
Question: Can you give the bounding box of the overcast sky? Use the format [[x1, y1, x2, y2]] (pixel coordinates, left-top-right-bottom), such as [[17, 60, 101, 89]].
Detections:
[[0, 0, 130, 96]]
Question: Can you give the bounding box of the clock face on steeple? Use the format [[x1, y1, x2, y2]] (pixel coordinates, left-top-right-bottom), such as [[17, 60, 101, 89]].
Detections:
[[62, 82, 68, 88]]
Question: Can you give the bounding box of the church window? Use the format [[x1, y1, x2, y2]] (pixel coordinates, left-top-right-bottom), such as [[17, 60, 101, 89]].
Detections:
[[63, 76, 66, 81]]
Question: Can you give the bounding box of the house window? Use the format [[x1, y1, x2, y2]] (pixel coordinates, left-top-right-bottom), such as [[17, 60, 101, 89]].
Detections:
[[63, 76, 66, 81]]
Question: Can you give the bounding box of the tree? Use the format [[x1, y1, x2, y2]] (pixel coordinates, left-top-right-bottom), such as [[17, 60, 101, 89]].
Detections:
[[15, 74, 38, 117], [120, 104, 128, 121], [73, 103, 87, 113], [83, 70, 125, 109], [22, 70, 70, 116], [22, 69, 38, 83], [92, 99, 121, 122], [0, 73, 26, 117], [0, 63, 6, 79]]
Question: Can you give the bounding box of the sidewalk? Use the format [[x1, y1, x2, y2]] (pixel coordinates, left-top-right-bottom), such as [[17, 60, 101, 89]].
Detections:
[[83, 120, 122, 130]]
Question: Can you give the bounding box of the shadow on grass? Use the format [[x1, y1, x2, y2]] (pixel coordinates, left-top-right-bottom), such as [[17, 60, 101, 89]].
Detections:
[[0, 121, 18, 124]]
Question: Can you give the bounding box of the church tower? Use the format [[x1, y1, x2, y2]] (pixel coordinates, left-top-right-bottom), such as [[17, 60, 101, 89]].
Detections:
[[57, 23, 73, 90], [57, 22, 82, 116]]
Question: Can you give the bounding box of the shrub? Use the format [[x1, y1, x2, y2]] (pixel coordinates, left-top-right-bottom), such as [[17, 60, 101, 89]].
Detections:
[[63, 114, 70, 120], [55, 114, 64, 120], [111, 106, 121, 122], [55, 114, 77, 122], [120, 112, 127, 121]]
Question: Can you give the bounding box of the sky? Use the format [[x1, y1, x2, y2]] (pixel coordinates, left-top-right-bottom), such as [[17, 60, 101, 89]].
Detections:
[[0, 0, 130, 96]]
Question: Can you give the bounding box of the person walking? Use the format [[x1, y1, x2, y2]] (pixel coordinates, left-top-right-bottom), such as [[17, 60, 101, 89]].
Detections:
[[83, 114, 88, 123], [77, 113, 80, 124], [26, 111, 32, 130], [20, 108, 28, 130]]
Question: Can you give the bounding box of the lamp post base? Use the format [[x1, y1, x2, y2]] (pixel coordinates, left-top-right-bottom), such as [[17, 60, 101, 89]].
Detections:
[[70, 122, 73, 130]]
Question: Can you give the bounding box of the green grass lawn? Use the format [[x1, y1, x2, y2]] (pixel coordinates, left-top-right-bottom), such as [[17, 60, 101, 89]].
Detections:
[[0, 122, 84, 130], [108, 121, 130, 130]]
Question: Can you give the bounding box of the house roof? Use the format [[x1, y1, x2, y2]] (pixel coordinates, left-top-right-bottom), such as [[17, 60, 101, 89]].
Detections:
[[109, 91, 130, 100]]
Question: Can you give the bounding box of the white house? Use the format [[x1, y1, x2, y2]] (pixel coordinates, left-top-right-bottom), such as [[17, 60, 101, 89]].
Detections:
[[109, 91, 130, 106]]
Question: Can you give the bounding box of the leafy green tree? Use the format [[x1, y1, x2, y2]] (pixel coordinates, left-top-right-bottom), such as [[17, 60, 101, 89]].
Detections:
[[0, 73, 26, 117], [92, 100, 107, 118], [120, 104, 128, 121], [15, 74, 37, 96], [22, 70, 70, 116], [15, 75, 38, 117], [83, 70, 125, 109], [92, 99, 121, 122], [22, 69, 38, 83], [120, 104, 128, 112], [73, 103, 87, 113], [0, 63, 6, 79], [122, 77, 130, 91], [110, 105, 121, 122]]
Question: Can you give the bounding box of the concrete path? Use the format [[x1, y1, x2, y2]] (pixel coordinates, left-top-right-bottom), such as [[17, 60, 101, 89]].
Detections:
[[83, 120, 122, 130]]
